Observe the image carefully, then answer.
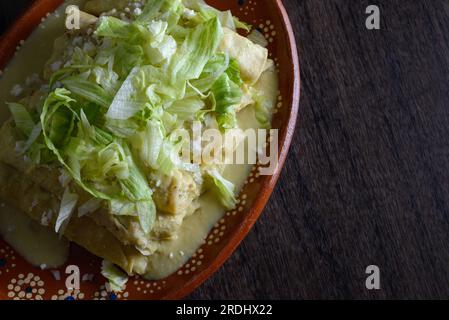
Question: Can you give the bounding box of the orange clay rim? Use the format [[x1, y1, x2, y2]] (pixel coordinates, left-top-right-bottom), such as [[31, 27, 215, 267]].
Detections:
[[0, 0, 300, 300]]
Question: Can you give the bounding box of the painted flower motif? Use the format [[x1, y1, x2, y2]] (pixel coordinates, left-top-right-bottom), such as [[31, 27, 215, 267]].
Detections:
[[7, 273, 45, 300], [0, 245, 17, 276], [51, 288, 85, 300]]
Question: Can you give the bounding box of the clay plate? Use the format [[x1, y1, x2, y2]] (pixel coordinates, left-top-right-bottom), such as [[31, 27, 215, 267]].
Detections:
[[0, 0, 299, 300]]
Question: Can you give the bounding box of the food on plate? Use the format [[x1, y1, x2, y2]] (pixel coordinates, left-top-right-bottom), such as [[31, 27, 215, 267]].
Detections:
[[0, 0, 278, 289]]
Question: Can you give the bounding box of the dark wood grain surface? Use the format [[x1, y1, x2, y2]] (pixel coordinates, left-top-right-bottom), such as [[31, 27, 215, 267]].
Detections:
[[1, 0, 449, 299]]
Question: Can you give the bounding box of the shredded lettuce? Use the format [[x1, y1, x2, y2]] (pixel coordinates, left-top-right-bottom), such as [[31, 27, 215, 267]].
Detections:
[[95, 16, 131, 39], [254, 95, 273, 129], [206, 168, 236, 209], [106, 67, 142, 120], [166, 97, 205, 120], [183, 0, 251, 32], [61, 75, 112, 108], [78, 198, 102, 218], [21, 125, 43, 155], [101, 260, 128, 292], [132, 119, 164, 169], [8, 103, 35, 136], [138, 0, 183, 26], [211, 73, 242, 130], [55, 187, 79, 233], [8, 0, 261, 239], [41, 89, 156, 233], [157, 140, 178, 175], [225, 58, 244, 87], [188, 53, 229, 94], [92, 66, 119, 95], [169, 16, 223, 83]]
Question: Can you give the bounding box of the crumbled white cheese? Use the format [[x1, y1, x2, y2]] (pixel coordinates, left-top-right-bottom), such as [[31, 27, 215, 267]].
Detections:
[[58, 168, 72, 188], [41, 215, 49, 227], [183, 8, 196, 19], [25, 73, 40, 86], [40, 210, 53, 227], [40, 264, 47, 270], [50, 61, 62, 72], [10, 84, 23, 97], [179, 250, 185, 256], [83, 41, 95, 52], [169, 252, 174, 259], [72, 36, 83, 46], [133, 7, 142, 16], [132, 1, 143, 8], [124, 7, 131, 13]]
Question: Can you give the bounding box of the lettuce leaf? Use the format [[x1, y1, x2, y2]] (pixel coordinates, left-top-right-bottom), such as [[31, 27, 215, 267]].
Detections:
[[55, 187, 79, 233], [138, 0, 183, 26], [106, 67, 142, 120], [169, 16, 223, 83], [132, 119, 164, 169], [8, 103, 35, 136], [166, 97, 205, 120], [41, 89, 156, 232], [78, 198, 102, 217], [206, 168, 236, 209], [210, 73, 242, 130], [61, 75, 112, 108], [101, 260, 128, 292], [184, 0, 250, 31]]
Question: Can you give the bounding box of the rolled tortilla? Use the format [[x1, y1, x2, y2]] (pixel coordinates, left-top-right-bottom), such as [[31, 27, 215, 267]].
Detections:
[[219, 28, 268, 85], [0, 121, 151, 250], [0, 121, 199, 252], [0, 161, 147, 274]]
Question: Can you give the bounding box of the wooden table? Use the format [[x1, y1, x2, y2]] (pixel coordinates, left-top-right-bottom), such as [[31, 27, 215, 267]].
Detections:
[[1, 0, 449, 299]]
